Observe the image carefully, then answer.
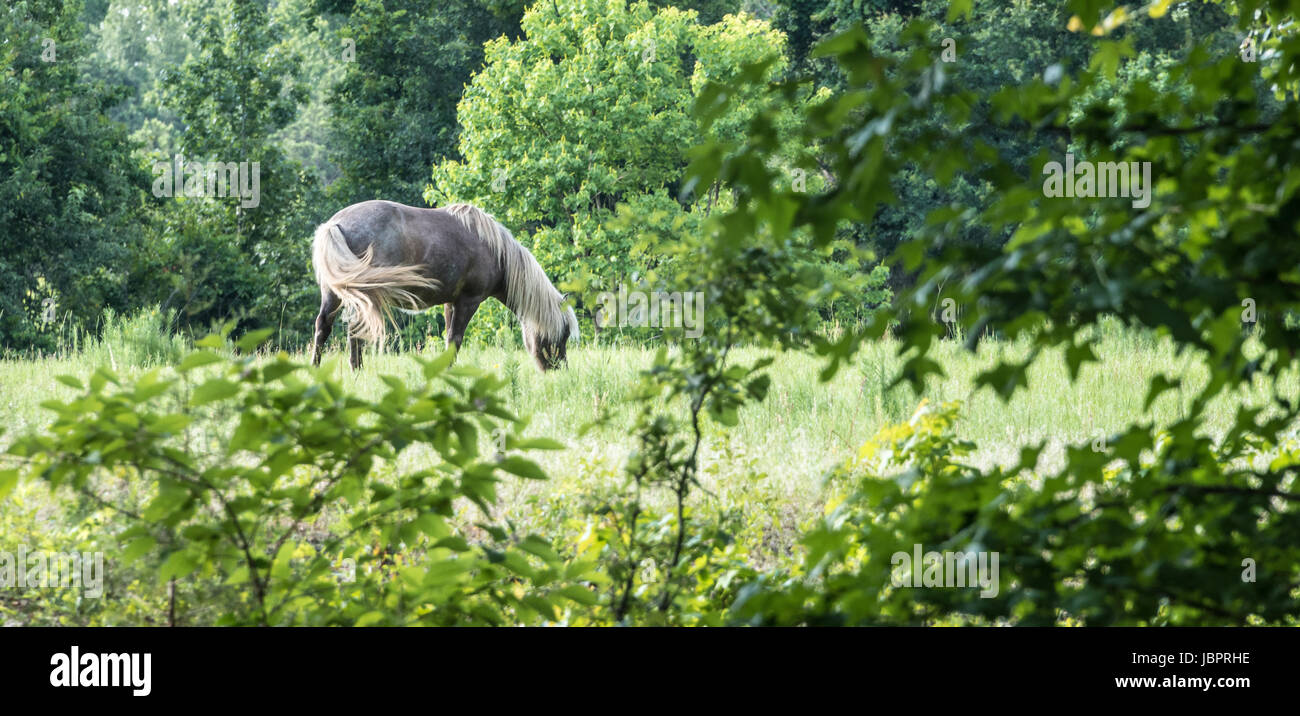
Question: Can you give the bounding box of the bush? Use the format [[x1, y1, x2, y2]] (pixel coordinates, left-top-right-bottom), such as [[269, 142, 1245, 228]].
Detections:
[[84, 306, 189, 370], [733, 401, 1300, 626], [1, 329, 603, 625]]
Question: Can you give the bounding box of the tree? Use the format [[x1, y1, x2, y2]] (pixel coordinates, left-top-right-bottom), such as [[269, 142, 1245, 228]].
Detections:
[[156, 0, 321, 344], [426, 0, 799, 339], [270, 0, 348, 183], [767, 0, 1250, 285], [0, 0, 150, 352], [668, 0, 1300, 624], [89, 0, 193, 158], [326, 0, 524, 206]]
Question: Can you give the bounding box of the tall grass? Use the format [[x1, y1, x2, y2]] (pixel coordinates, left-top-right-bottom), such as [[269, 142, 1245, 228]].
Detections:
[[2, 311, 1296, 533], [79, 306, 189, 370]]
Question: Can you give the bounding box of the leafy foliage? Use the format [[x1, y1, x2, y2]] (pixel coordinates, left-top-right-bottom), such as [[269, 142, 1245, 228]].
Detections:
[[735, 401, 1300, 625], [3, 331, 601, 625], [6, 0, 1300, 628], [427, 0, 804, 338], [647, 0, 1300, 624], [327, 0, 523, 206], [0, 0, 150, 352]]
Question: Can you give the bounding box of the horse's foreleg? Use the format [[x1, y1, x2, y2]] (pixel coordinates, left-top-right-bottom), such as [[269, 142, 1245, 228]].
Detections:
[[312, 290, 342, 367], [445, 298, 482, 361], [349, 336, 364, 371]]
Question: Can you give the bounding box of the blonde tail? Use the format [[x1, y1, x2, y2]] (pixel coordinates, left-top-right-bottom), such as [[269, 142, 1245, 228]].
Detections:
[[312, 224, 439, 344]]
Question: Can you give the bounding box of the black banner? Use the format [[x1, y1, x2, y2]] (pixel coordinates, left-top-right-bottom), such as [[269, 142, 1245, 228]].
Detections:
[[0, 627, 1289, 704]]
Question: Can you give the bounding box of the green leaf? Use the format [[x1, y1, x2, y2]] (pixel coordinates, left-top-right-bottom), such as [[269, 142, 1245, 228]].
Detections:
[[55, 375, 83, 390], [434, 535, 471, 552], [178, 351, 223, 373], [423, 349, 456, 378], [195, 334, 226, 349], [0, 468, 18, 501], [497, 456, 548, 480], [235, 328, 276, 353], [519, 535, 561, 563], [1089, 38, 1135, 80], [1143, 375, 1181, 413], [354, 611, 386, 627], [148, 413, 192, 435], [89, 368, 120, 392], [159, 550, 199, 582], [946, 0, 973, 21], [713, 404, 739, 426], [1064, 340, 1098, 382], [123, 536, 157, 563], [558, 584, 600, 606], [974, 361, 1027, 401], [515, 437, 566, 451], [191, 378, 240, 407], [260, 360, 299, 383], [520, 594, 556, 619]]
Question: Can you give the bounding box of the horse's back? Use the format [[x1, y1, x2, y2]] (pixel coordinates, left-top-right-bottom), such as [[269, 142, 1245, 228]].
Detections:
[[327, 201, 473, 259], [322, 200, 501, 305]]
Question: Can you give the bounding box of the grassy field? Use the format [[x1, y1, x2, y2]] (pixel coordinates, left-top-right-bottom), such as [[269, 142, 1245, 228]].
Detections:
[[3, 320, 1293, 545], [4, 317, 1298, 625]]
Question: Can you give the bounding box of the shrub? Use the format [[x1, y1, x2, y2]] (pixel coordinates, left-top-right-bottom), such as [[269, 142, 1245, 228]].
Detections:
[[84, 306, 189, 370], [733, 401, 1300, 626], [1, 329, 603, 625]]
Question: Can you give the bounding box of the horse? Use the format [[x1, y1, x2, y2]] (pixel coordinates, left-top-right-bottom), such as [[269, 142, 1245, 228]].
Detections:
[[310, 200, 578, 371]]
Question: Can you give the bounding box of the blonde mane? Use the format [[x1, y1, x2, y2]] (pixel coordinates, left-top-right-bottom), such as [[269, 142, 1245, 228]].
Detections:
[[442, 203, 578, 343]]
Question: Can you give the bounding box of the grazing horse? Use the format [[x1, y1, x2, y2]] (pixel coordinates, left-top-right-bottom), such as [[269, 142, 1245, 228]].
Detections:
[[310, 200, 578, 370]]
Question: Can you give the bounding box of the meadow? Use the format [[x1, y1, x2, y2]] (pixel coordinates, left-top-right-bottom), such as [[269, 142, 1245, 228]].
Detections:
[[2, 313, 1290, 622]]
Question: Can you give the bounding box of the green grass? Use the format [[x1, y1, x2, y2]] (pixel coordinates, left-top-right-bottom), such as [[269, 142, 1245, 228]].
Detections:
[[5, 318, 1298, 625], [4, 320, 1294, 539]]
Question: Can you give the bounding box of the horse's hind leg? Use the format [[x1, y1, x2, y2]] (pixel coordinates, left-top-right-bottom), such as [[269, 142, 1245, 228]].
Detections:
[[312, 290, 342, 367], [349, 336, 364, 371]]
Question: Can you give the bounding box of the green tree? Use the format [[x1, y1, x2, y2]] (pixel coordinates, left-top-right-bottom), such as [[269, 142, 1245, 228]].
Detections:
[[89, 0, 193, 158], [270, 0, 348, 183], [768, 0, 1249, 281], [0, 0, 150, 352], [427, 0, 800, 339], [668, 0, 1300, 624], [326, 0, 524, 206], [157, 0, 320, 344]]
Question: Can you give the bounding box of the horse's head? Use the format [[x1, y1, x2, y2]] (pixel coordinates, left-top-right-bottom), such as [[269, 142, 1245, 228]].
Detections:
[[524, 299, 578, 371]]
